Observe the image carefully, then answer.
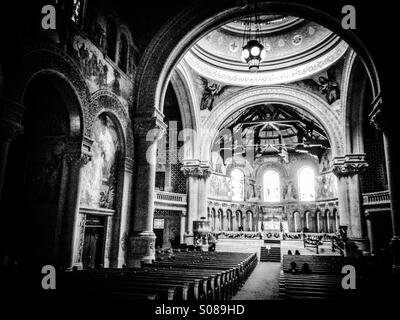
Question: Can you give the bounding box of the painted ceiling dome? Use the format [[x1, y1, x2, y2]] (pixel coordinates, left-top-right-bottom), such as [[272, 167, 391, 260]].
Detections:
[[182, 15, 348, 86]]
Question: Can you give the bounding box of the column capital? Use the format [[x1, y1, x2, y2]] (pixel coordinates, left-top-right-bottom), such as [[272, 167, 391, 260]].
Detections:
[[65, 150, 91, 166], [133, 111, 167, 138], [181, 164, 212, 179], [332, 154, 369, 177], [64, 137, 93, 167]]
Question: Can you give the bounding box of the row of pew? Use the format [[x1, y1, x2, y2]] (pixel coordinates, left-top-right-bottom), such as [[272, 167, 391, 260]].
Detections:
[[59, 251, 257, 301], [279, 255, 362, 299]]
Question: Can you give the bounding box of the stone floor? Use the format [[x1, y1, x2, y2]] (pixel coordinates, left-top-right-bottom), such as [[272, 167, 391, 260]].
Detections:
[[232, 262, 281, 300]]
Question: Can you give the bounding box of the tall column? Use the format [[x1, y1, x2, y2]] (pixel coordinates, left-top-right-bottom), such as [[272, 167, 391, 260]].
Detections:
[[187, 176, 198, 236], [114, 157, 134, 268], [128, 115, 166, 268], [370, 102, 400, 273], [60, 140, 92, 270], [365, 211, 377, 255], [181, 163, 211, 244], [333, 154, 369, 253], [180, 210, 187, 244], [197, 171, 209, 219]]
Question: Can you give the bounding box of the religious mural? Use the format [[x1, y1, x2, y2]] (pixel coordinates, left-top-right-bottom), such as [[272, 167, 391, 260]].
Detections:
[[208, 174, 232, 200], [316, 172, 338, 200], [80, 114, 120, 210], [282, 179, 297, 201], [320, 149, 332, 172], [71, 35, 133, 101]]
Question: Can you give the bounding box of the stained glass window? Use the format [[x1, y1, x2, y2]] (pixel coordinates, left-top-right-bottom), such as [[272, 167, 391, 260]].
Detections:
[[231, 168, 244, 201], [263, 170, 280, 202], [298, 166, 315, 201]]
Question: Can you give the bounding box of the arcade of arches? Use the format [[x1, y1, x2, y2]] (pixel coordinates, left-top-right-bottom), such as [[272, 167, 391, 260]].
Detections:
[[0, 0, 398, 284]]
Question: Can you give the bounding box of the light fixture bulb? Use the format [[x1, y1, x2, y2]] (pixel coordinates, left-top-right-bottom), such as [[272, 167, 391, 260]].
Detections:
[[260, 48, 267, 59], [241, 49, 250, 60], [250, 46, 260, 56]]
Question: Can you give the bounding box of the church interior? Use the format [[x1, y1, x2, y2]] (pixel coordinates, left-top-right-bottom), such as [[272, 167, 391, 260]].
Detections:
[[0, 0, 399, 302]]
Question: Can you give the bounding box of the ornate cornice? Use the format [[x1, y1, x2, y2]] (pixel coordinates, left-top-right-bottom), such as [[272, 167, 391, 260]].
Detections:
[[65, 136, 93, 166], [332, 154, 368, 177], [185, 38, 348, 87]]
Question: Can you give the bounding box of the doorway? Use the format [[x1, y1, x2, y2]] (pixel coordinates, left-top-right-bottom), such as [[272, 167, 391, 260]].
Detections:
[[82, 215, 106, 269]]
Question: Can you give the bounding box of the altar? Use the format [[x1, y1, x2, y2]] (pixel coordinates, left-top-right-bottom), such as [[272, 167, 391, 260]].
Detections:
[[259, 206, 288, 233]]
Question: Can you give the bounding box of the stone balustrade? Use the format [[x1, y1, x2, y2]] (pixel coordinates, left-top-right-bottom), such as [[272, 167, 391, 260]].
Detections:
[[362, 190, 390, 205]]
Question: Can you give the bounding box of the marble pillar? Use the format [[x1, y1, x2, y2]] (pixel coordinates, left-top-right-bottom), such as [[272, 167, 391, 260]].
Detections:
[[128, 115, 166, 268], [365, 211, 377, 255], [370, 104, 400, 273], [181, 163, 211, 244], [333, 154, 369, 253], [62, 144, 92, 270]]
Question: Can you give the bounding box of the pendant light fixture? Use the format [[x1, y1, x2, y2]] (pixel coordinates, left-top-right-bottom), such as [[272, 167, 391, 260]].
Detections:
[[240, 2, 267, 72]]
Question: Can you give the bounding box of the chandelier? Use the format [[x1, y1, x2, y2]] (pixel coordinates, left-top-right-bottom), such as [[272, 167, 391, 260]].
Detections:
[[240, 5, 267, 72]]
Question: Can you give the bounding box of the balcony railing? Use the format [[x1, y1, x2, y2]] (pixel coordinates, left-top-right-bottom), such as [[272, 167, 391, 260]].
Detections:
[[154, 190, 187, 211], [362, 190, 390, 205]]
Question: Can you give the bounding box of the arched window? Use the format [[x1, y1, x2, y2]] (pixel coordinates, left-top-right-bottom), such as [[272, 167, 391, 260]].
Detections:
[[118, 33, 128, 73], [263, 170, 280, 202], [298, 166, 315, 201], [106, 19, 117, 61], [230, 168, 244, 201]]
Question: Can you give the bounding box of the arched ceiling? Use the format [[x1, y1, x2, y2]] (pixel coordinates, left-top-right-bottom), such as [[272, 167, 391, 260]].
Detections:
[[182, 15, 348, 86]]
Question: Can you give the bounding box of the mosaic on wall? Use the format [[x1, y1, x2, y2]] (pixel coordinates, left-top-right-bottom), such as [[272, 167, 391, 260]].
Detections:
[[208, 174, 232, 200], [72, 35, 133, 101], [316, 173, 338, 200], [80, 114, 120, 210]]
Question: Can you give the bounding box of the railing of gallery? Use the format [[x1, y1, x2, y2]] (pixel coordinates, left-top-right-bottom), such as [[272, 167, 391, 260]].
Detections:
[[155, 190, 187, 204], [362, 190, 390, 205]]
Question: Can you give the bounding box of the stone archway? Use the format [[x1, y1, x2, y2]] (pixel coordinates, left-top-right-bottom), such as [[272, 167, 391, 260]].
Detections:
[[129, 1, 383, 267], [1, 71, 85, 269], [201, 86, 344, 161], [134, 1, 381, 119]]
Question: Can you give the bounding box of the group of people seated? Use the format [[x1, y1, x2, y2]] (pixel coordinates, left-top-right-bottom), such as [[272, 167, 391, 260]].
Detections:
[[289, 261, 312, 274]]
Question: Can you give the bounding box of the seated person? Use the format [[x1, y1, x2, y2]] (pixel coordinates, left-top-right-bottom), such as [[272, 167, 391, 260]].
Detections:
[[290, 261, 297, 273], [288, 250, 292, 255], [295, 250, 300, 255], [208, 233, 217, 251], [301, 263, 311, 273]]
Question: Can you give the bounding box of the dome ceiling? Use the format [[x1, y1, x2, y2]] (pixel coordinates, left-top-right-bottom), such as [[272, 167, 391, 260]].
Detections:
[[182, 16, 348, 86]]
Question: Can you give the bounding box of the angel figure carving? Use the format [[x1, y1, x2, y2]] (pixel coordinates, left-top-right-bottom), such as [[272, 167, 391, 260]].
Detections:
[[199, 78, 226, 111], [303, 67, 341, 105], [318, 76, 340, 104]]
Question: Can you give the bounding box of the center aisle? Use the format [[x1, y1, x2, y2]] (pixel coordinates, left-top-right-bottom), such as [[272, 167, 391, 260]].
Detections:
[[233, 262, 281, 300]]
